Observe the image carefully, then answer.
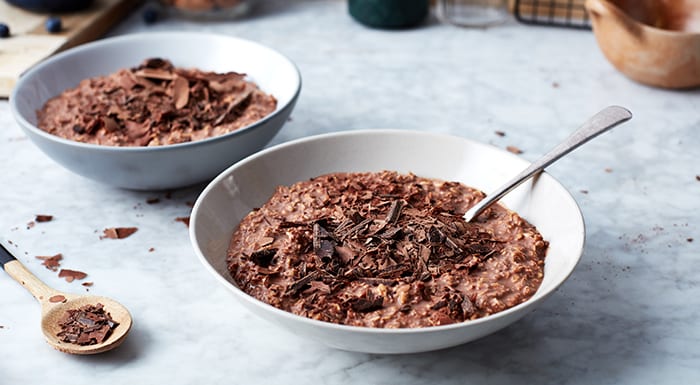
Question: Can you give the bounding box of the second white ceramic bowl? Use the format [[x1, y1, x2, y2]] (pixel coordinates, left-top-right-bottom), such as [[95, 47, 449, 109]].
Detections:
[[10, 32, 301, 190], [190, 129, 585, 354]]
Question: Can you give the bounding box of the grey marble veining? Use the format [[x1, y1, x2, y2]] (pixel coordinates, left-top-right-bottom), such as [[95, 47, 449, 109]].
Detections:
[[1, 1, 699, 384]]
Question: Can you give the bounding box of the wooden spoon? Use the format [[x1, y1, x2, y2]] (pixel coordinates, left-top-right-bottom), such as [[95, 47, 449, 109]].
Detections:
[[1, 243, 132, 355]]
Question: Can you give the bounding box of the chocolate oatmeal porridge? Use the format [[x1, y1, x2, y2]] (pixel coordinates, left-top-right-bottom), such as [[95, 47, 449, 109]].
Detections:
[[37, 58, 277, 147], [227, 171, 548, 328]]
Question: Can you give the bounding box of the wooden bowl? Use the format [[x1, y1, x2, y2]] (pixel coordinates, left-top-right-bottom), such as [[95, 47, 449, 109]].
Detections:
[[585, 0, 700, 89]]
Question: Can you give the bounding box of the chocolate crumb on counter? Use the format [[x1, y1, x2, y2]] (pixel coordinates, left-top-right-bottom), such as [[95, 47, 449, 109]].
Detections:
[[26, 221, 35, 229], [36, 253, 63, 271], [175, 217, 190, 227], [35, 215, 53, 222], [696, 175, 700, 182], [688, 238, 694, 243], [506, 145, 523, 154], [102, 227, 138, 239], [227, 171, 548, 328], [37, 58, 277, 147], [58, 269, 87, 283], [148, 247, 155, 252], [56, 303, 119, 346], [605, 168, 613, 173], [494, 130, 506, 137], [82, 282, 94, 287]]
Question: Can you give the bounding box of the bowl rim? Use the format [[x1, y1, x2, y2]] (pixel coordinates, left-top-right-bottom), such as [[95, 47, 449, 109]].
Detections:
[[189, 129, 586, 335], [585, 0, 700, 37], [9, 31, 302, 153]]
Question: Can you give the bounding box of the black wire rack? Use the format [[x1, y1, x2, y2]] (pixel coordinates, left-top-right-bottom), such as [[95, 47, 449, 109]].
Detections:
[[513, 0, 591, 29]]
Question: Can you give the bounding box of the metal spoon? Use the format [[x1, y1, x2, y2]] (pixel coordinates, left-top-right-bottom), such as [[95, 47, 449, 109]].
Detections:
[[463, 105, 632, 222], [1, 243, 132, 355]]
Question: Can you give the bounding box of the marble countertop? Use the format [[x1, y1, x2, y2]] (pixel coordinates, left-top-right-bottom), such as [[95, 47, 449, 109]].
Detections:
[[1, 1, 699, 384]]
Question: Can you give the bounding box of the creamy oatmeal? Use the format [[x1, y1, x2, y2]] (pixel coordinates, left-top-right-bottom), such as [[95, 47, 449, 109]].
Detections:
[[227, 171, 548, 328], [37, 58, 276, 147]]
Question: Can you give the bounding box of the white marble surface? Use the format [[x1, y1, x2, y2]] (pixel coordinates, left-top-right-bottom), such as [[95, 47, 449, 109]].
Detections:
[[1, 1, 699, 384]]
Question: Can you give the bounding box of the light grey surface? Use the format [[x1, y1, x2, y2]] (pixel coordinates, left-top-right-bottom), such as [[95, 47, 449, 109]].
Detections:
[[463, 105, 631, 221], [1, 0, 699, 384]]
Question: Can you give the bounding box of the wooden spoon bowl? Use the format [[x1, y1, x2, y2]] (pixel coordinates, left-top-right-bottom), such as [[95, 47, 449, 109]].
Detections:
[[40, 294, 132, 355], [1, 244, 132, 355]]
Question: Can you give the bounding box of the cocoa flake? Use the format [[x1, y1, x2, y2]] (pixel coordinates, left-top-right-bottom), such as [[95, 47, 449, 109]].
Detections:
[[348, 293, 384, 312], [175, 217, 190, 227], [36, 253, 63, 271], [58, 269, 87, 283], [35, 215, 53, 222], [102, 227, 138, 239], [506, 145, 523, 154], [172, 76, 189, 109]]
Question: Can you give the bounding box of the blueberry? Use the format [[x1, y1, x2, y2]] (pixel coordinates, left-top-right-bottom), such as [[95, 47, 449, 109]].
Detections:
[[142, 7, 158, 24], [45, 17, 62, 33], [0, 23, 9, 38]]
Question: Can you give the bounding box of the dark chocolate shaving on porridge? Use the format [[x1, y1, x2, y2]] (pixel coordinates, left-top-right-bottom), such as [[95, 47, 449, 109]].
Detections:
[[227, 171, 548, 328], [37, 58, 277, 146]]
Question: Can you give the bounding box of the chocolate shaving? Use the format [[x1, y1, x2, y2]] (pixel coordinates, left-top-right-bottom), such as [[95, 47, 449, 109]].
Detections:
[[348, 293, 384, 312], [35, 215, 53, 222], [134, 68, 175, 81], [213, 84, 254, 126], [384, 200, 405, 224], [313, 223, 337, 261], [58, 269, 87, 283], [507, 146, 523, 154], [172, 76, 189, 109], [376, 264, 410, 279], [175, 217, 190, 227], [286, 271, 320, 296], [250, 248, 277, 267], [462, 296, 476, 317], [36, 253, 62, 271], [102, 227, 138, 239], [56, 303, 119, 346]]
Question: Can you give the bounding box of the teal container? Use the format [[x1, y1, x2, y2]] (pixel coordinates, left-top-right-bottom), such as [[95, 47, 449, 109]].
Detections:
[[349, 0, 429, 29]]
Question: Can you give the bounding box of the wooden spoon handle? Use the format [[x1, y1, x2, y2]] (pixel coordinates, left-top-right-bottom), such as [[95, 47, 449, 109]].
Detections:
[[2, 243, 56, 302]]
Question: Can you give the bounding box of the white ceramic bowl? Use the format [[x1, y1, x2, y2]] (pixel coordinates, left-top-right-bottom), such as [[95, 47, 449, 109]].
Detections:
[[190, 130, 585, 354], [10, 32, 301, 190]]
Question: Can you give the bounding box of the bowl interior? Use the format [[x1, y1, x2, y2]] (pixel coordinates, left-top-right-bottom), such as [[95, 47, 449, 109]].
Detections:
[[12, 32, 300, 129], [191, 130, 584, 328], [610, 0, 700, 32]]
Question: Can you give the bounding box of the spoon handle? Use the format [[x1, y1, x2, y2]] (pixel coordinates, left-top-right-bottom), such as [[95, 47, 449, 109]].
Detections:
[[0, 242, 16, 266], [1, 243, 56, 302], [463, 105, 633, 222]]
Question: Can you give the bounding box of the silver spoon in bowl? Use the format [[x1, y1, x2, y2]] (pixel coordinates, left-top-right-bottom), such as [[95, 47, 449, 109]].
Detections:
[[1, 243, 132, 355], [463, 105, 632, 222]]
